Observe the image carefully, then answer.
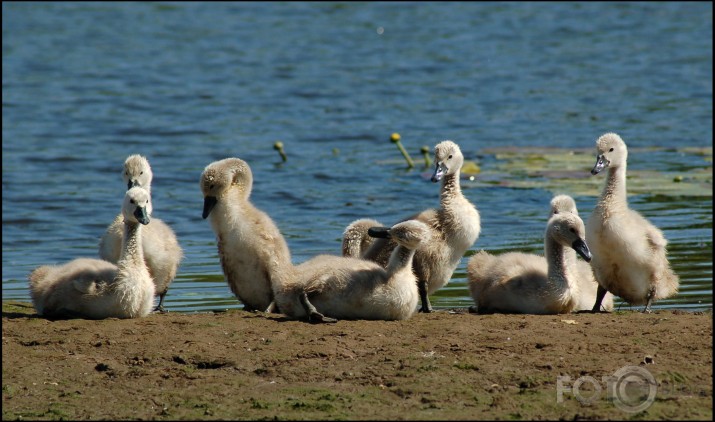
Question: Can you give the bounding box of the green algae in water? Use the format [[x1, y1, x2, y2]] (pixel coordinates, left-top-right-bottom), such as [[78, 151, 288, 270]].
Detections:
[[470, 146, 712, 197]]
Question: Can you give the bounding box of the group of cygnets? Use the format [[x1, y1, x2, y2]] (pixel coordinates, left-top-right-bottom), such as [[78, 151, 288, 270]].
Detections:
[[28, 156, 184, 319], [28, 132, 680, 322]]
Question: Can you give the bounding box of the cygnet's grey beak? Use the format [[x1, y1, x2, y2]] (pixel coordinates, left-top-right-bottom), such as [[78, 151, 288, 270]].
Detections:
[[431, 162, 446, 182], [127, 180, 140, 190], [591, 155, 607, 175]]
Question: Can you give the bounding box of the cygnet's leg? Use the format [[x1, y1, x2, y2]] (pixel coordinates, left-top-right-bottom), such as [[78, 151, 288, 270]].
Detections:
[[591, 285, 609, 313], [299, 292, 337, 323], [154, 292, 168, 313], [643, 286, 656, 313], [418, 280, 433, 313]]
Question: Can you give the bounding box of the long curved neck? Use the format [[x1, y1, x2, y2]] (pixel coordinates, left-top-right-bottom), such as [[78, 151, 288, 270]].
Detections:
[[440, 171, 462, 210], [439, 168, 480, 252], [214, 190, 251, 229], [117, 221, 144, 271], [544, 238, 578, 295], [386, 246, 415, 276], [598, 164, 627, 209]]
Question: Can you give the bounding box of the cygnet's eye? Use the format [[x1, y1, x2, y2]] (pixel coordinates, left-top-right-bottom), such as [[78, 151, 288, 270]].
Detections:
[[210, 184, 215, 190], [609, 148, 614, 152], [130, 199, 135, 204], [140, 171, 144, 175], [569, 228, 576, 234], [448, 154, 453, 159]]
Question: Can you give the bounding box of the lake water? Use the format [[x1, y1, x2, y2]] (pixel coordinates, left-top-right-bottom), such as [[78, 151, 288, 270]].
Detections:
[[3, 2, 712, 313]]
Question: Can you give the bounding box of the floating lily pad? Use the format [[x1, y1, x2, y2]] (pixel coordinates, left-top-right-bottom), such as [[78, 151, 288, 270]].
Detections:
[[461, 160, 481, 175]]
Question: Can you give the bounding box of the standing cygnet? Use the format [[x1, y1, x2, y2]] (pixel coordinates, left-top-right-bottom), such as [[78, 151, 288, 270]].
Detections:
[[98, 154, 183, 312], [549, 194, 614, 312], [467, 211, 593, 314], [276, 220, 430, 323], [29, 187, 155, 319], [200, 158, 291, 312], [342, 140, 481, 313], [586, 133, 679, 312]]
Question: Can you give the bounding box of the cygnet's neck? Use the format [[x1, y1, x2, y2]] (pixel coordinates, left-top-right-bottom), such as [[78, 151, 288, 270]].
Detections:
[[215, 191, 252, 225], [544, 238, 578, 297], [118, 221, 145, 271], [439, 167, 479, 249], [440, 171, 463, 209], [386, 246, 416, 277], [599, 164, 628, 210]]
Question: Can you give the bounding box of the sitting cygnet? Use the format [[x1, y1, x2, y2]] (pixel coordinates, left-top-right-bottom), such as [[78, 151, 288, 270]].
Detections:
[[586, 132, 679, 312], [29, 187, 155, 319], [467, 211, 592, 314], [549, 194, 614, 312], [275, 220, 430, 323], [98, 154, 183, 312]]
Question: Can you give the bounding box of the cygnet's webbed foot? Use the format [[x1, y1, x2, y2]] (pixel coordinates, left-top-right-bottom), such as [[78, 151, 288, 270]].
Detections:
[[242, 303, 258, 312], [308, 312, 338, 324], [585, 303, 611, 314], [468, 305, 479, 314], [300, 291, 337, 324]]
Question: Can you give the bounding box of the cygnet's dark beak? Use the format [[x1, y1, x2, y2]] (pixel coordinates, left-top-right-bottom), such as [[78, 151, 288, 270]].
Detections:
[[572, 238, 592, 262], [134, 206, 150, 225], [368, 226, 391, 239], [202, 196, 218, 219]]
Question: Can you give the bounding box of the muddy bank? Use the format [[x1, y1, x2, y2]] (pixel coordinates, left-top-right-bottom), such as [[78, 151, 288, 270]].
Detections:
[[2, 301, 712, 420]]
